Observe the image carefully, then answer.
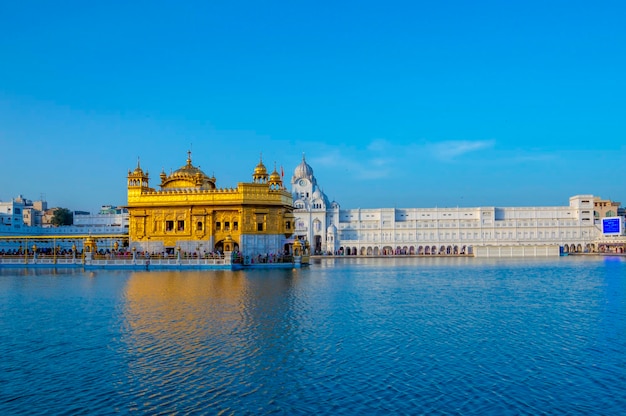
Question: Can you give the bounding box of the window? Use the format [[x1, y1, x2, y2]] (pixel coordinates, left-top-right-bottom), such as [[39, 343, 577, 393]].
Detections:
[[233, 221, 238, 230], [256, 214, 265, 232], [166, 221, 174, 231], [216, 221, 221, 231], [286, 221, 291, 230], [177, 220, 185, 231], [197, 221, 203, 231], [224, 221, 230, 231]]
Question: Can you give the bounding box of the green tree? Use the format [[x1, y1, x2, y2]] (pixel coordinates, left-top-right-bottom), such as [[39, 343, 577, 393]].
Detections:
[[50, 208, 73, 226]]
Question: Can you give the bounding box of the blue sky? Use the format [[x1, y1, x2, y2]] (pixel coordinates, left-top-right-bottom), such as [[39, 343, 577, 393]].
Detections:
[[1, 0, 625, 213]]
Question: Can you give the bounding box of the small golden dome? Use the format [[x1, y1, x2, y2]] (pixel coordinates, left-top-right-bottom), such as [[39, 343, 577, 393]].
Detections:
[[269, 163, 281, 183], [254, 160, 268, 175], [269, 170, 281, 182], [132, 158, 144, 175]]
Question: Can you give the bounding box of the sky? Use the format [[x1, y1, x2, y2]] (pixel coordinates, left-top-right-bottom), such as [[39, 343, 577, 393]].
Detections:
[[1, 0, 625, 213]]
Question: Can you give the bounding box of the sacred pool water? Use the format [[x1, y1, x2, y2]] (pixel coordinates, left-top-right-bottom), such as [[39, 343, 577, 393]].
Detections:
[[1, 257, 625, 415]]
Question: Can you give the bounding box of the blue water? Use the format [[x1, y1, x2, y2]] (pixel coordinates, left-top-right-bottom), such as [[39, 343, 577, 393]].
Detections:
[[1, 257, 625, 415]]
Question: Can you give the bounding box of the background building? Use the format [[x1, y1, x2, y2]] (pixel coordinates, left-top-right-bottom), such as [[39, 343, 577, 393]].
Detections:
[[594, 197, 621, 219], [291, 155, 340, 254], [74, 205, 129, 230], [290, 158, 618, 256]]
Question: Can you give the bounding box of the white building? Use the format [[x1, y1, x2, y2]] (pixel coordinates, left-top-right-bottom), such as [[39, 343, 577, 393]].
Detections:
[[291, 157, 608, 257], [291, 156, 340, 254], [73, 205, 129, 230], [0, 199, 129, 252], [0, 198, 28, 233]]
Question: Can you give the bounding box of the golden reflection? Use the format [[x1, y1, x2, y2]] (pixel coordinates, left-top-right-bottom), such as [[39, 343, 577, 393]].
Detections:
[[119, 270, 301, 370], [122, 271, 249, 339]]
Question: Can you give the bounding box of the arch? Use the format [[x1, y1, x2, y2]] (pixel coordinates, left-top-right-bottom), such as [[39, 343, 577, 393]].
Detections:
[[313, 235, 322, 254], [461, 245, 467, 255], [431, 245, 437, 255], [313, 219, 322, 232], [409, 246, 415, 255], [439, 245, 446, 255], [367, 247, 373, 256], [214, 240, 240, 254], [383, 246, 393, 255], [453, 245, 459, 255], [373, 246, 380, 256], [351, 247, 357, 256], [446, 245, 452, 255], [418, 246, 424, 255], [576, 244, 583, 253], [360, 247, 367, 256], [424, 246, 430, 255]]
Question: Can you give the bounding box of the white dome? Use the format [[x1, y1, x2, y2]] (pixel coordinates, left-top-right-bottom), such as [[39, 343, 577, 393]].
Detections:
[[293, 154, 314, 180]]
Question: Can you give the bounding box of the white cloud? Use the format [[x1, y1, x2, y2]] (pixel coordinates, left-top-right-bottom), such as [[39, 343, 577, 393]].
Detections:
[[309, 141, 395, 180], [428, 139, 496, 161]]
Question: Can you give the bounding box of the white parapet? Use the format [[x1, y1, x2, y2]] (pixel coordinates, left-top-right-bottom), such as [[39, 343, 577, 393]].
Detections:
[[473, 245, 561, 258]]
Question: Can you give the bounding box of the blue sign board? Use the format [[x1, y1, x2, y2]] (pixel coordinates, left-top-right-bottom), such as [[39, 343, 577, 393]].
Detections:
[[602, 217, 622, 234]]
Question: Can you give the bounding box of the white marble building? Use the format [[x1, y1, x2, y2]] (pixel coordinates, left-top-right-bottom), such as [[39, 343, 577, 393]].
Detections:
[[291, 157, 606, 256]]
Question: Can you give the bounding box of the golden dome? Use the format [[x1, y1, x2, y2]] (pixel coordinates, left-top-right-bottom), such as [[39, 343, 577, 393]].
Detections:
[[269, 162, 281, 183], [269, 169, 281, 182], [254, 160, 268, 176], [173, 151, 207, 177], [161, 151, 216, 190], [131, 158, 145, 176], [252, 154, 269, 183]]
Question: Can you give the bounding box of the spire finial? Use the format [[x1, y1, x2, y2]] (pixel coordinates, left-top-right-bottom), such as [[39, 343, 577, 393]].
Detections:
[[137, 156, 141, 169], [302, 152, 306, 162], [187, 150, 192, 166]]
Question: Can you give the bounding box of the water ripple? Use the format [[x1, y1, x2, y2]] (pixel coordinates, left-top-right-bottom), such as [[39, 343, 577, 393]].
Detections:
[[1, 258, 626, 414]]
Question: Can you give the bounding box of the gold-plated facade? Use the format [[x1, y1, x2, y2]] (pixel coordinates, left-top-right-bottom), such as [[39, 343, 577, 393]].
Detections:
[[126, 153, 294, 255]]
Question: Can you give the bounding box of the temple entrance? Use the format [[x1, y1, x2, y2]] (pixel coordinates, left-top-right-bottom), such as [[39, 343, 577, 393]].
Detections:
[[215, 240, 239, 254], [314, 235, 322, 254]]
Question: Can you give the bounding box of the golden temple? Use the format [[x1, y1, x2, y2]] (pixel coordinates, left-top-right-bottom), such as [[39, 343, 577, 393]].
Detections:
[[126, 151, 295, 257]]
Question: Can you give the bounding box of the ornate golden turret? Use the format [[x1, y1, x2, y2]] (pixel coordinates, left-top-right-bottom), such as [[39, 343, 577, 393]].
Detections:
[[269, 162, 282, 190], [127, 158, 152, 198], [252, 154, 269, 183]]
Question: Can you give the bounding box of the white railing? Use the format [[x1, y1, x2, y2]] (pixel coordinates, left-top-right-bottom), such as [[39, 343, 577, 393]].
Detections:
[[0, 255, 231, 268], [0, 256, 81, 265]]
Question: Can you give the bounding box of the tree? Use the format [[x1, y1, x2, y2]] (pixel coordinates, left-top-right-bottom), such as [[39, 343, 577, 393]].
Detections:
[[51, 208, 73, 227]]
